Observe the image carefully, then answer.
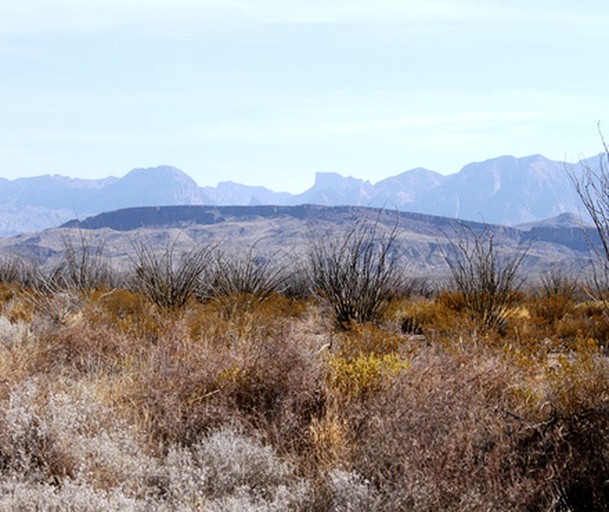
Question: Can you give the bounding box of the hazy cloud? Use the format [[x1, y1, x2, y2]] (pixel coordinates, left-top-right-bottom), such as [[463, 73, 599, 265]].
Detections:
[[1, 1, 607, 35]]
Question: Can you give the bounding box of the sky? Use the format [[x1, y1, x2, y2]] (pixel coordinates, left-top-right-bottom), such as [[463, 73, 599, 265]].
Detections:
[[1, 0, 608, 193]]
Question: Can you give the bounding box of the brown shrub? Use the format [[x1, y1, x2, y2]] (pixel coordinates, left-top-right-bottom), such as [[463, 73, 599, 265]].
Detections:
[[334, 322, 406, 358], [528, 293, 576, 326], [334, 350, 543, 509], [554, 301, 609, 349], [123, 318, 325, 455], [537, 343, 609, 510], [397, 295, 471, 340], [87, 288, 175, 343], [0, 283, 16, 309], [321, 340, 609, 511], [37, 323, 131, 376], [3, 291, 36, 324]]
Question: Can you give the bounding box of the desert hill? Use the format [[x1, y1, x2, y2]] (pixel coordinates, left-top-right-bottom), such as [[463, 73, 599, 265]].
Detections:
[[0, 205, 596, 279]]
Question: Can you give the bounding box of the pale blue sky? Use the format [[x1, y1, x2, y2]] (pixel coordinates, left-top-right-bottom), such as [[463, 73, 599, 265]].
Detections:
[[1, 1, 608, 192]]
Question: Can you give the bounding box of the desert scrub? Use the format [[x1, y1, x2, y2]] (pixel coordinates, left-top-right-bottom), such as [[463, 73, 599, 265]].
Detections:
[[123, 321, 324, 453], [0, 256, 38, 288], [130, 238, 213, 309], [333, 322, 406, 358], [442, 226, 527, 333], [163, 427, 312, 509], [35, 322, 132, 376], [308, 401, 351, 474], [201, 247, 288, 316], [325, 469, 383, 511], [397, 294, 470, 340], [544, 338, 609, 414], [527, 293, 576, 327], [49, 231, 115, 292], [328, 352, 409, 401], [0, 478, 153, 512], [553, 301, 609, 350], [539, 268, 581, 300], [342, 350, 554, 510], [525, 341, 609, 510], [86, 288, 176, 342], [23, 287, 84, 328], [307, 216, 404, 327], [1, 288, 35, 324], [184, 297, 292, 347], [0, 283, 16, 310], [0, 380, 161, 491], [0, 312, 33, 347], [2, 266, 609, 509]]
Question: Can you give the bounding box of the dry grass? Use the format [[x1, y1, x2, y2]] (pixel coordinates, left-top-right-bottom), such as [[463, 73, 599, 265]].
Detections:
[[0, 270, 607, 510]]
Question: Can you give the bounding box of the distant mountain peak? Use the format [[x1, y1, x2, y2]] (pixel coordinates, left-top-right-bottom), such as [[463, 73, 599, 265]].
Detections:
[[521, 153, 548, 162], [0, 153, 596, 237], [124, 165, 192, 179], [313, 172, 367, 189], [400, 166, 439, 175]]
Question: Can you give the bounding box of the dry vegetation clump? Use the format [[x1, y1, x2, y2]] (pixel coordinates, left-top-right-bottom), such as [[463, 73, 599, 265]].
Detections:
[[0, 379, 313, 510], [49, 233, 116, 293], [0, 256, 39, 289], [528, 292, 577, 328], [121, 310, 326, 456], [341, 350, 538, 509], [388, 294, 479, 344], [332, 321, 407, 357], [162, 427, 314, 511], [555, 301, 609, 349], [86, 288, 175, 343], [1, 241, 609, 510], [0, 380, 160, 494], [130, 239, 213, 309], [327, 351, 409, 402], [337, 344, 609, 511], [33, 321, 134, 376], [536, 345, 609, 510], [442, 226, 528, 333], [539, 268, 582, 300], [307, 218, 405, 327], [201, 246, 289, 314]]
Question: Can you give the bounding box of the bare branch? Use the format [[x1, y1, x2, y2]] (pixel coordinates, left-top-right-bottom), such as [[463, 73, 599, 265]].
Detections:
[[441, 225, 527, 331], [307, 214, 404, 327]]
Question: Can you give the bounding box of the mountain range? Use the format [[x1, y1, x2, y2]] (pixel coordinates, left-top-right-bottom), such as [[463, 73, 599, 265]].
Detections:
[[0, 153, 600, 236]]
